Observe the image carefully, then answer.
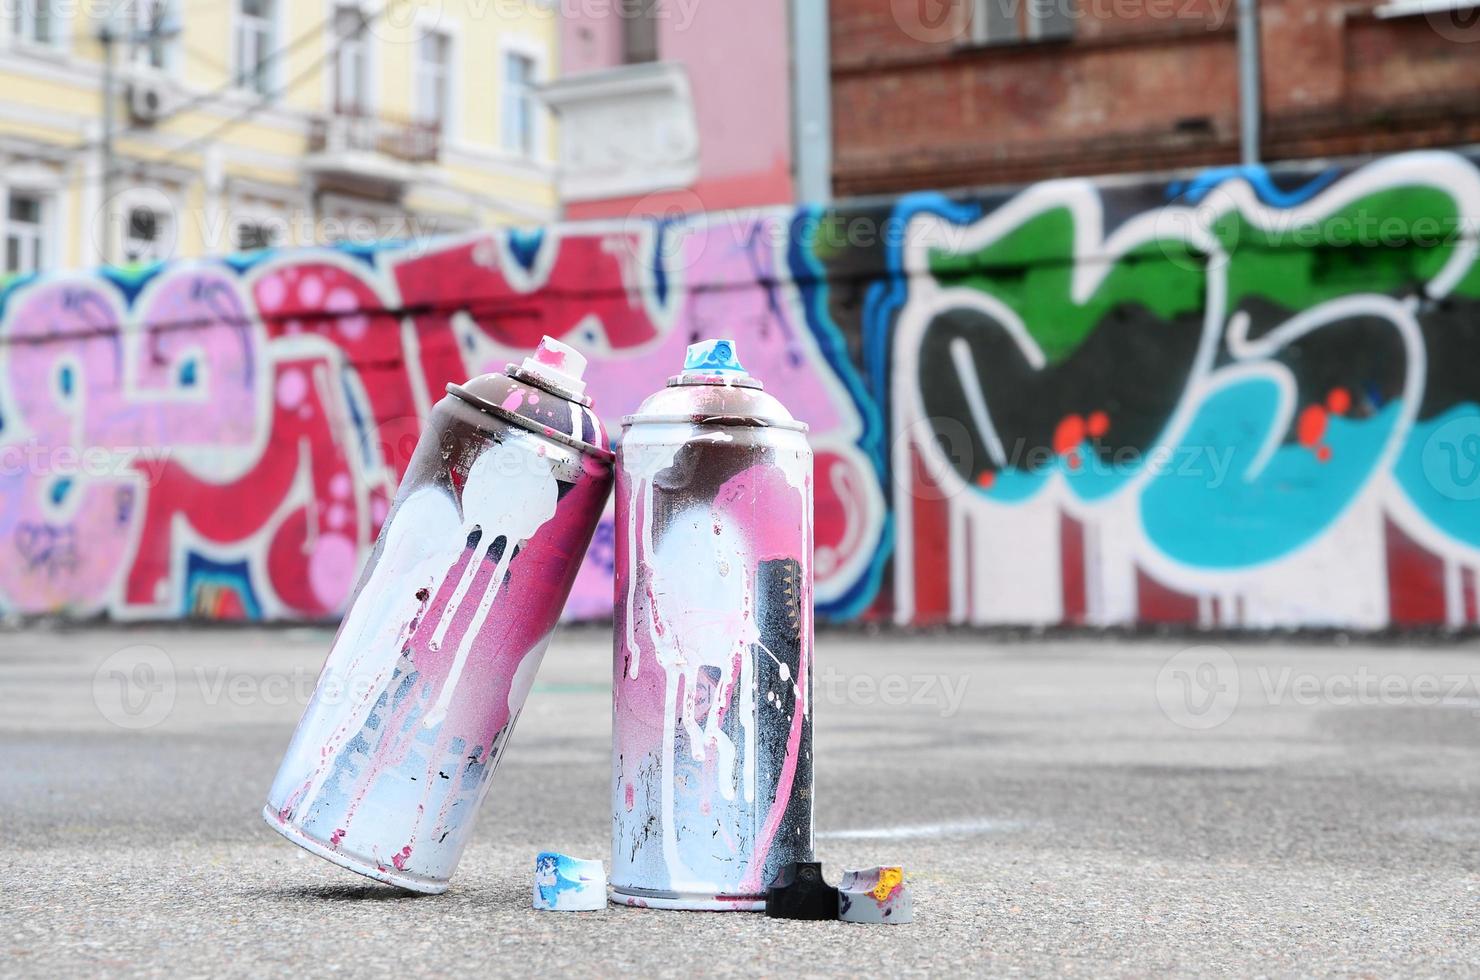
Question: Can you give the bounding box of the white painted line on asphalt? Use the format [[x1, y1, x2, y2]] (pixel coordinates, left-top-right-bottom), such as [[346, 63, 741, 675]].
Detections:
[[819, 818, 1028, 840]]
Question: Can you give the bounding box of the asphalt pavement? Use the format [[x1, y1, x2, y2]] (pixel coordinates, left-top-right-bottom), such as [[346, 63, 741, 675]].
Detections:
[[2, 626, 1478, 977]]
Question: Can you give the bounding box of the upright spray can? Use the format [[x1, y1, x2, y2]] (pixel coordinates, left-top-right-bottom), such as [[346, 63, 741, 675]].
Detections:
[[265, 337, 612, 894], [611, 339, 814, 910]]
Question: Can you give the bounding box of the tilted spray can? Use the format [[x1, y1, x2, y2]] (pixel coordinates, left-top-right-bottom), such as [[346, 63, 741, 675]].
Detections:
[[264, 336, 612, 894], [611, 339, 814, 911]]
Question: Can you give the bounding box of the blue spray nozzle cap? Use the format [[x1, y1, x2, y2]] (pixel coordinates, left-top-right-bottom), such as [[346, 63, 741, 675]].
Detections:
[[683, 339, 746, 375]]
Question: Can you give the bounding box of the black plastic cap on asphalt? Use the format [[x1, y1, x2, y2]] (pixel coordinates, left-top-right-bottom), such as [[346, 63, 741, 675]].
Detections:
[[765, 862, 839, 921]]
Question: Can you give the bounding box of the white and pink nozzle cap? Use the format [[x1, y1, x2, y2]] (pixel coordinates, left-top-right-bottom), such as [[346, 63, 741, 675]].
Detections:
[[520, 336, 588, 397], [682, 339, 746, 375]]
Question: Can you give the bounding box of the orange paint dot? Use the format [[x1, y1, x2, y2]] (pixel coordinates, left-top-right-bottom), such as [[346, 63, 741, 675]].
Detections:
[[1066, 450, 1082, 471], [1054, 414, 1086, 456], [976, 470, 997, 489], [1297, 405, 1328, 448], [1326, 387, 1351, 415], [1317, 444, 1332, 464], [1086, 410, 1110, 439]]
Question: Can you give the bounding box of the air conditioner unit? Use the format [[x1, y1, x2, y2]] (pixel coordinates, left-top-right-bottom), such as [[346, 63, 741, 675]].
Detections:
[[127, 81, 175, 126]]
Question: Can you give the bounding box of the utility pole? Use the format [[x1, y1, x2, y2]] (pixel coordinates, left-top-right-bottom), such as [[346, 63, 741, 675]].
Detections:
[[96, 2, 180, 265], [1237, 0, 1262, 166], [791, 0, 833, 204], [99, 12, 118, 264]]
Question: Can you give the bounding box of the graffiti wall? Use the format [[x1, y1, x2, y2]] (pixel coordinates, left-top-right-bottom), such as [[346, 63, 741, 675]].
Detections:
[[3, 149, 1479, 630]]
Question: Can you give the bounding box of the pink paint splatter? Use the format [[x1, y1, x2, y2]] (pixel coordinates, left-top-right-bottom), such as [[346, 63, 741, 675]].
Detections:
[[276, 368, 307, 409], [299, 275, 325, 307], [309, 533, 357, 609], [258, 275, 286, 311]]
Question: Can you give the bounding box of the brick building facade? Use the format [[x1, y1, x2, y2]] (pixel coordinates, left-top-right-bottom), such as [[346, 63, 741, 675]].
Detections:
[[830, 0, 1480, 195]]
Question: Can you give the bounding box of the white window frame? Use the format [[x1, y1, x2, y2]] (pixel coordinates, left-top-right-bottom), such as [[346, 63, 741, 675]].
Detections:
[[415, 29, 452, 131], [622, 0, 659, 64], [316, 193, 407, 247], [217, 179, 309, 255], [332, 3, 370, 115], [971, 0, 1074, 44], [110, 187, 178, 266], [414, 7, 461, 142], [232, 214, 284, 252], [233, 0, 279, 97], [498, 37, 548, 161], [130, 0, 182, 75], [122, 203, 172, 265], [2, 188, 53, 277], [320, 0, 379, 117], [12, 0, 68, 51]]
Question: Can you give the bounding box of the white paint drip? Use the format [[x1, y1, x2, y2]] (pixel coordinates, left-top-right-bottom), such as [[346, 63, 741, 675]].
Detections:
[[649, 510, 757, 801], [423, 436, 559, 728], [621, 440, 679, 680], [296, 486, 463, 811]]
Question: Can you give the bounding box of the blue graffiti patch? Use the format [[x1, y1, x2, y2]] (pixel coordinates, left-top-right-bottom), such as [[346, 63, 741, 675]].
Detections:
[[1142, 379, 1404, 568], [507, 227, 544, 272], [182, 553, 263, 618]]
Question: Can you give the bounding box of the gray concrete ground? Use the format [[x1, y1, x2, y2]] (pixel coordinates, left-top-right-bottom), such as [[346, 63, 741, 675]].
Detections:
[[1, 627, 1478, 977]]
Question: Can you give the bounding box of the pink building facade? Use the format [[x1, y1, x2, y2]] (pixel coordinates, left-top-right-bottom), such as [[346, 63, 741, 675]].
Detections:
[[548, 0, 797, 219]]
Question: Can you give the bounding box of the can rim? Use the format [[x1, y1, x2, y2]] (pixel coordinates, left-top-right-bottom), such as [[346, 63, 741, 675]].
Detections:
[[448, 382, 616, 462], [620, 412, 809, 432], [664, 372, 764, 390], [507, 363, 595, 406]]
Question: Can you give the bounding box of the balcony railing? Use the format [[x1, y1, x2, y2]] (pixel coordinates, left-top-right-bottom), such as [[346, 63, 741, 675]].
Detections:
[[308, 106, 442, 165]]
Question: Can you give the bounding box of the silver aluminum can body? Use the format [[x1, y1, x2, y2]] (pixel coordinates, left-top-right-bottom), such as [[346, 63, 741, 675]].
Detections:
[[264, 338, 612, 893], [611, 341, 814, 911]]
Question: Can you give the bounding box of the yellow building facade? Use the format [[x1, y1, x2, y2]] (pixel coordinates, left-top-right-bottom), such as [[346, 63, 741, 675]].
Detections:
[[0, 0, 559, 277]]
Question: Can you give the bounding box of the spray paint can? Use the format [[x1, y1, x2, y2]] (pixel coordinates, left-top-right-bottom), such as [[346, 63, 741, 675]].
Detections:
[[264, 336, 612, 894], [611, 339, 814, 911]]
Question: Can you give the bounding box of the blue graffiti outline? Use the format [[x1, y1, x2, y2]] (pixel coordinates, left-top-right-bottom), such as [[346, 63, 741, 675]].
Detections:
[[855, 194, 983, 614], [98, 262, 169, 307], [1168, 164, 1341, 208], [860, 192, 984, 488], [651, 218, 679, 309], [223, 250, 276, 275], [329, 240, 389, 271], [790, 206, 893, 619]]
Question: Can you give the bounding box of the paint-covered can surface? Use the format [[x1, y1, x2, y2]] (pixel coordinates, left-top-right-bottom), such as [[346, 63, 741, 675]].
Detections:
[[264, 337, 612, 894], [611, 339, 814, 911]]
